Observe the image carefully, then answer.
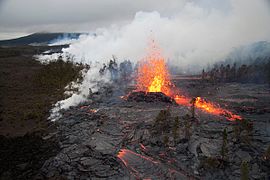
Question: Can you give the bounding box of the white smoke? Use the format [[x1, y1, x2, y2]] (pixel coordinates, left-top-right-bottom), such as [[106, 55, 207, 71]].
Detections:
[[39, 0, 270, 119], [49, 34, 89, 46], [49, 38, 79, 46], [47, 65, 112, 121], [58, 0, 270, 68]]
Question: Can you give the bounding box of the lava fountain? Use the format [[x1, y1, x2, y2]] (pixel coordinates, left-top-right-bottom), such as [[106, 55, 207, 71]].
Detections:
[[134, 39, 242, 121], [135, 40, 172, 96]]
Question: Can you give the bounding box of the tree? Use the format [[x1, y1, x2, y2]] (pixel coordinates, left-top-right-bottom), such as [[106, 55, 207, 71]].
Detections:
[[184, 118, 192, 140], [172, 116, 180, 142], [241, 161, 249, 180], [220, 128, 228, 161], [190, 97, 196, 119], [153, 109, 171, 134]]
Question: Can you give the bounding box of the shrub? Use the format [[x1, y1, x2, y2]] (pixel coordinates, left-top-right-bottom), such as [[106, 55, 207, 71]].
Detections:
[[163, 135, 169, 147], [240, 119, 253, 144], [263, 145, 270, 161], [220, 128, 228, 160], [153, 109, 171, 134], [202, 157, 221, 169], [190, 97, 196, 118], [233, 125, 241, 142], [172, 116, 180, 142], [240, 161, 249, 180], [233, 119, 253, 144], [240, 119, 253, 134], [34, 59, 84, 91], [184, 114, 192, 139]]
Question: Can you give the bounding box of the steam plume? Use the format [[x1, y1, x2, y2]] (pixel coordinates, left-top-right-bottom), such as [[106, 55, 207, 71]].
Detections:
[[39, 0, 270, 119]]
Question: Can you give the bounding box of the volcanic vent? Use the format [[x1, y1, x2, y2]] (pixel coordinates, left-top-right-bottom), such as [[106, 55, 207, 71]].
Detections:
[[126, 40, 177, 104], [126, 39, 241, 121], [127, 91, 176, 104]]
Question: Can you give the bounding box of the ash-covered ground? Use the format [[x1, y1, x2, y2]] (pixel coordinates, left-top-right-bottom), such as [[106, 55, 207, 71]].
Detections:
[[37, 78, 270, 179]]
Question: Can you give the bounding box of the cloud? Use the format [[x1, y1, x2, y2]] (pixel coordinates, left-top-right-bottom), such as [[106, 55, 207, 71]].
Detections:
[[0, 0, 188, 33]]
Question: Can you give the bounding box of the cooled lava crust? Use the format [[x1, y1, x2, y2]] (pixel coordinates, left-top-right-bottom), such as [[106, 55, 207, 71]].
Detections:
[[127, 91, 176, 104]]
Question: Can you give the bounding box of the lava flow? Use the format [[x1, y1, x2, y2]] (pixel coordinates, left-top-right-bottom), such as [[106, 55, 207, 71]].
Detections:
[[117, 148, 187, 179], [194, 97, 242, 121], [134, 39, 242, 121], [117, 148, 159, 178]]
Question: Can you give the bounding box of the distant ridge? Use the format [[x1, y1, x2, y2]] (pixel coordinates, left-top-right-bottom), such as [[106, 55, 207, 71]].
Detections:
[[0, 33, 83, 46]]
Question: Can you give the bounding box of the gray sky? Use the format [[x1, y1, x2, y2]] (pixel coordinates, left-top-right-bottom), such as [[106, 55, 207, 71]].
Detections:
[[0, 0, 186, 39], [0, 0, 269, 40], [0, 0, 237, 40]]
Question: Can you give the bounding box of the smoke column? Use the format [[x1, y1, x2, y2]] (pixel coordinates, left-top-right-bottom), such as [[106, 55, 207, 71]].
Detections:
[[38, 0, 270, 119]]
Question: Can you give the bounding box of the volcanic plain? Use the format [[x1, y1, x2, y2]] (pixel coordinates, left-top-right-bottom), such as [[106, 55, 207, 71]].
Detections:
[[39, 78, 270, 179], [0, 46, 269, 179]]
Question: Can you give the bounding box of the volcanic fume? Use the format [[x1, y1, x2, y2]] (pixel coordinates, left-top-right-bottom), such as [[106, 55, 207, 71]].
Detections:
[[132, 39, 242, 121]]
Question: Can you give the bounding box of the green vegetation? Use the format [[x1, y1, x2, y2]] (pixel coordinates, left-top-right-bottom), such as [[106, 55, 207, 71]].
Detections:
[[172, 116, 180, 142], [205, 59, 270, 84], [241, 161, 249, 180], [34, 58, 84, 90], [153, 108, 171, 134], [233, 125, 241, 142], [184, 116, 192, 140], [240, 119, 253, 134], [232, 119, 253, 144], [263, 145, 270, 161], [152, 109, 172, 147], [202, 157, 221, 169], [190, 97, 196, 119], [221, 128, 228, 160], [163, 135, 169, 147]]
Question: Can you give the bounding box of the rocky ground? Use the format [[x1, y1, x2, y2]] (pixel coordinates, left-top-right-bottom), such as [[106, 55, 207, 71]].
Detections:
[[37, 80, 270, 179], [1, 46, 268, 180], [0, 45, 82, 179]]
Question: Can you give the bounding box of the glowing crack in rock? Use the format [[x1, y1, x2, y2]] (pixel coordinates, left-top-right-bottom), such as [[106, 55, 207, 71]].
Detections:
[[117, 149, 187, 179]]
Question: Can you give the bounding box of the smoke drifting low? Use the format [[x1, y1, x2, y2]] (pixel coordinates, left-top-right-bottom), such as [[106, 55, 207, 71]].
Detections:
[[39, 0, 270, 119], [58, 0, 270, 71]]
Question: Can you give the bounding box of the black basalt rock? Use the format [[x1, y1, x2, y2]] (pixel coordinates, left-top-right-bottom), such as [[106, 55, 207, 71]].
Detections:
[[127, 91, 176, 104]]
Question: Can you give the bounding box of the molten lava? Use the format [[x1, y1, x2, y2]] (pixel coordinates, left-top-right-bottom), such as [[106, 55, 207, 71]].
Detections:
[[134, 39, 242, 121], [135, 40, 172, 96], [117, 149, 158, 178], [194, 97, 242, 121], [117, 148, 187, 178], [149, 76, 163, 92], [174, 95, 190, 106]]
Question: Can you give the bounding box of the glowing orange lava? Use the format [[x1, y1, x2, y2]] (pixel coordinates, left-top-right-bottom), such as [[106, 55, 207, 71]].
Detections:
[[117, 149, 158, 177], [135, 40, 172, 96], [174, 95, 190, 106], [194, 97, 242, 121], [118, 149, 158, 164], [117, 148, 187, 178], [134, 39, 242, 121]]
